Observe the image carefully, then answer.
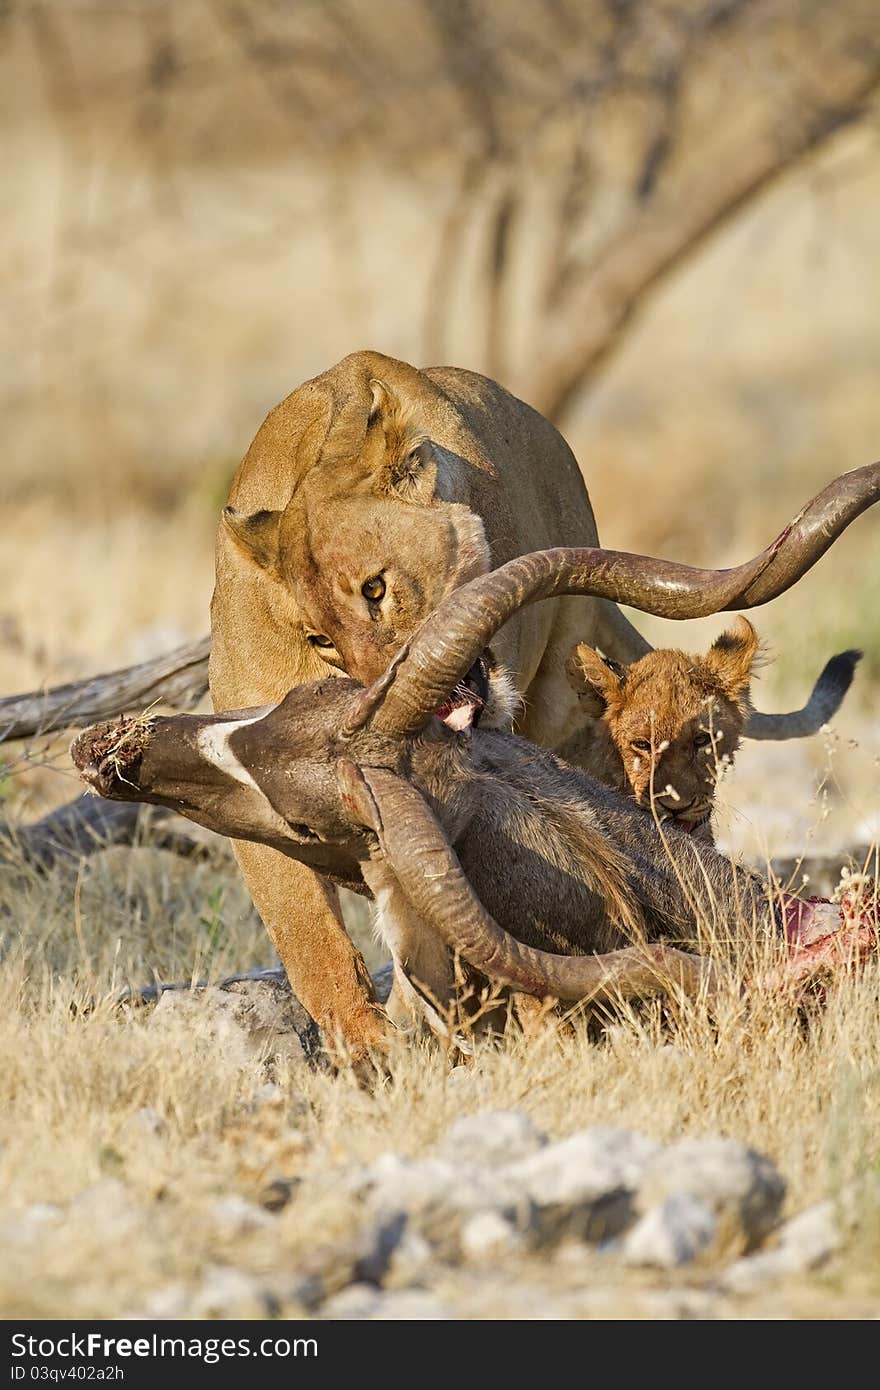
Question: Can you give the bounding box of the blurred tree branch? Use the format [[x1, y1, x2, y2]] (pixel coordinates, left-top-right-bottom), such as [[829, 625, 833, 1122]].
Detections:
[[10, 0, 880, 426]]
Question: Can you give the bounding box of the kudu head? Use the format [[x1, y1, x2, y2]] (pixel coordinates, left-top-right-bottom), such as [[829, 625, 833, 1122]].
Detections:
[[71, 465, 879, 1001]]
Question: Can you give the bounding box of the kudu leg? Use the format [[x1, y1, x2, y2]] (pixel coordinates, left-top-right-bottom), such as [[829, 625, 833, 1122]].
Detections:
[[231, 841, 388, 1065], [361, 858, 456, 1039]]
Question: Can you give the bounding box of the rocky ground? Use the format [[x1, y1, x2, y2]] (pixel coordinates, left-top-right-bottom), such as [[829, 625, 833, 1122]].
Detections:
[[7, 971, 871, 1321], [1, 727, 878, 1321]]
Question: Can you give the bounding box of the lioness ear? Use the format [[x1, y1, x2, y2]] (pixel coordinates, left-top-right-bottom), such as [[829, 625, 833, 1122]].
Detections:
[[704, 616, 759, 697], [222, 506, 282, 574], [565, 644, 625, 716], [368, 377, 437, 502]]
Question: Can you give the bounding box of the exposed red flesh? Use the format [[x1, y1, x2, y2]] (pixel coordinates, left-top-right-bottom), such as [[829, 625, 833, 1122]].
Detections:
[[761, 881, 880, 991]]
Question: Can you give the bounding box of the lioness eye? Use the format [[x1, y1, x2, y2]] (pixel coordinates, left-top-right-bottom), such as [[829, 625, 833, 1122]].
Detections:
[[631, 738, 652, 752], [361, 575, 386, 602], [307, 634, 334, 649], [694, 732, 713, 749]]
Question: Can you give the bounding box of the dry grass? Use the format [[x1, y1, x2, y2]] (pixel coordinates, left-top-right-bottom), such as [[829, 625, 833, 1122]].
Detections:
[[1, 397, 877, 1325], [2, 9, 879, 1318], [0, 377, 878, 1320], [1, 802, 879, 1318]]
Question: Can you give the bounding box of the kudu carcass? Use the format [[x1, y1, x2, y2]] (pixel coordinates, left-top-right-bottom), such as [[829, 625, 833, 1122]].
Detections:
[[72, 468, 880, 1045]]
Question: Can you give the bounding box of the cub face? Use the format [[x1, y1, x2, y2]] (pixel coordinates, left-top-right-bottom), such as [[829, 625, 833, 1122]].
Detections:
[[566, 617, 760, 836]]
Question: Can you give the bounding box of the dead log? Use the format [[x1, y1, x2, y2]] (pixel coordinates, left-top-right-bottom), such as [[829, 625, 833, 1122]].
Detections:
[[0, 635, 210, 744], [117, 960, 394, 1009], [0, 795, 215, 872]]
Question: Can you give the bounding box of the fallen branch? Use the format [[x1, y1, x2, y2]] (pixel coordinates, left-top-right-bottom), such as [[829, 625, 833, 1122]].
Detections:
[[0, 795, 214, 872], [118, 960, 395, 1010], [0, 636, 210, 744]]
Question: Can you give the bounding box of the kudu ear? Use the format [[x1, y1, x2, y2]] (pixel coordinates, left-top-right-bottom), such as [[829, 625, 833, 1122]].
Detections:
[[368, 378, 437, 503], [565, 644, 626, 716], [703, 616, 760, 699], [221, 506, 283, 575]]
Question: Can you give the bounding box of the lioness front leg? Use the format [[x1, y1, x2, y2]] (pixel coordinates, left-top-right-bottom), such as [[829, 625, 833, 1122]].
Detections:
[[232, 840, 388, 1066]]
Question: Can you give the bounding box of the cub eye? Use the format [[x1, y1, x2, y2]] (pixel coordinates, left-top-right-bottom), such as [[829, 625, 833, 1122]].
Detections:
[[361, 575, 386, 602], [631, 738, 653, 753], [694, 732, 713, 749], [307, 634, 334, 649]]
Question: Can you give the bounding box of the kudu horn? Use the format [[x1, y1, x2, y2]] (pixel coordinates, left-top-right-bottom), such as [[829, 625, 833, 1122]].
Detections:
[[362, 464, 879, 736], [338, 760, 718, 1005]]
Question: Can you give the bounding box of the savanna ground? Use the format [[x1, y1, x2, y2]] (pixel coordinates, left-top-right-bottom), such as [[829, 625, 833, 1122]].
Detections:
[[2, 0, 880, 1319]]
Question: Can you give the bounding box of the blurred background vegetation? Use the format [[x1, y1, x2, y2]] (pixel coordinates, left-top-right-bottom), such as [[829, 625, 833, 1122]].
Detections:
[[1, 0, 879, 821]]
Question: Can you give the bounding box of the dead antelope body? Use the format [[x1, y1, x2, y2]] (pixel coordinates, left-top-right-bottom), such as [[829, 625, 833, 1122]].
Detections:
[[72, 470, 880, 1043]]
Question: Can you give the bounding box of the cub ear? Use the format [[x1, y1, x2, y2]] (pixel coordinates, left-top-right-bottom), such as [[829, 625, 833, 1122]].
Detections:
[[221, 506, 282, 575], [368, 377, 437, 502], [703, 616, 760, 698], [565, 644, 625, 716]]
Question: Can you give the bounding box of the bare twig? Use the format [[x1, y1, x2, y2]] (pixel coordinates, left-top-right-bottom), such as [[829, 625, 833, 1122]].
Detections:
[[531, 74, 880, 421], [0, 636, 210, 744]]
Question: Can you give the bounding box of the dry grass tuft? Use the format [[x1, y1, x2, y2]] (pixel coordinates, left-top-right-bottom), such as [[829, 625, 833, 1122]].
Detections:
[[1, 809, 879, 1318]]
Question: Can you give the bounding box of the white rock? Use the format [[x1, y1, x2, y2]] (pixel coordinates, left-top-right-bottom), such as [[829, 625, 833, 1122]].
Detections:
[[460, 1210, 525, 1262], [363, 1152, 500, 1220], [365, 1153, 460, 1209], [150, 980, 310, 1070], [352, 1210, 408, 1284], [190, 1264, 272, 1318], [620, 1194, 717, 1267], [636, 1136, 785, 1248], [357, 1150, 521, 1258], [776, 1198, 841, 1263], [506, 1127, 661, 1205], [209, 1195, 276, 1236], [321, 1284, 451, 1320], [502, 1127, 661, 1243], [388, 1228, 434, 1282], [436, 1110, 547, 1167], [122, 1106, 166, 1140], [23, 1203, 64, 1227], [722, 1199, 841, 1292]]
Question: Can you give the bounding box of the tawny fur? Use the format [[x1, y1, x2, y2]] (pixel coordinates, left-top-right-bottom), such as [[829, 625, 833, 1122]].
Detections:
[[565, 617, 762, 842], [209, 351, 646, 1060], [565, 621, 860, 846], [207, 351, 862, 1061]]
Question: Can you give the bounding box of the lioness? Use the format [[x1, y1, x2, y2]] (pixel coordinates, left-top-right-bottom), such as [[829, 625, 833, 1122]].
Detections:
[[209, 350, 856, 1062], [566, 619, 860, 841]]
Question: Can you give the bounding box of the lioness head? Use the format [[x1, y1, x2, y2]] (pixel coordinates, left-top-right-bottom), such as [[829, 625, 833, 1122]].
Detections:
[[222, 377, 514, 727], [566, 617, 761, 835]]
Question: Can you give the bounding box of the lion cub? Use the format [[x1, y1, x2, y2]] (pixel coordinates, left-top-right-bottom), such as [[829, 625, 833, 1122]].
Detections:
[[565, 617, 846, 844]]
